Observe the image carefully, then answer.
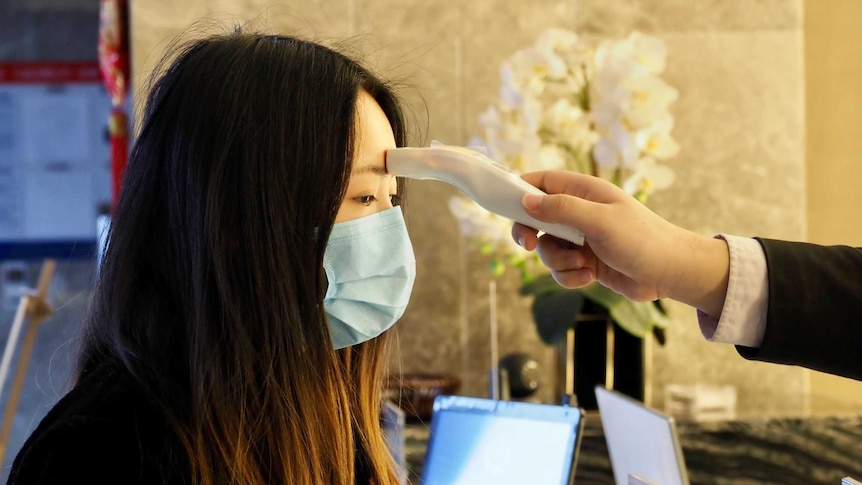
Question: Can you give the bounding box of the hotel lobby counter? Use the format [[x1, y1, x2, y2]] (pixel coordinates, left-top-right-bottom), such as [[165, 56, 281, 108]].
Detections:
[[404, 412, 862, 484]]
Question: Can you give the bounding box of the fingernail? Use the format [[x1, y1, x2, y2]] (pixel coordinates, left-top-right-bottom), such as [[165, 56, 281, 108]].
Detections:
[[517, 236, 525, 248], [523, 194, 542, 211]]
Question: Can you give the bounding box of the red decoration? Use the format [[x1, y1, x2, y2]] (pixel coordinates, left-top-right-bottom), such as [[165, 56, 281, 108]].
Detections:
[[98, 0, 129, 213]]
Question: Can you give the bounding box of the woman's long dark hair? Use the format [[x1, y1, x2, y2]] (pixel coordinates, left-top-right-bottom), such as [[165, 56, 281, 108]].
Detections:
[[79, 31, 406, 485]]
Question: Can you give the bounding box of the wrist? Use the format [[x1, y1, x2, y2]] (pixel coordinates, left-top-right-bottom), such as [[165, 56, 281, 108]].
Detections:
[[666, 232, 730, 316]]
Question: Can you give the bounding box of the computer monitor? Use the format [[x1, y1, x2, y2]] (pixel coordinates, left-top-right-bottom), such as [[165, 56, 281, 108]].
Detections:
[[421, 395, 585, 485]]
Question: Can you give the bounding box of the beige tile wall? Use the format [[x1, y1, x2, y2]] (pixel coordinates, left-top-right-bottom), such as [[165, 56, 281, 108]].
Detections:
[[805, 0, 862, 415], [131, 0, 807, 416]]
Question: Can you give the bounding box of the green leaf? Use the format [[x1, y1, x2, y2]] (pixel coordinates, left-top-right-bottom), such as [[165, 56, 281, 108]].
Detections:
[[578, 282, 623, 309], [519, 273, 563, 297], [605, 299, 669, 338], [521, 278, 669, 341], [579, 283, 669, 338], [488, 259, 505, 277], [531, 289, 584, 345]]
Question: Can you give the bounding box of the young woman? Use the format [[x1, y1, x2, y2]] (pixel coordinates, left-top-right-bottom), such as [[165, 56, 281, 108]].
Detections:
[[9, 31, 415, 485]]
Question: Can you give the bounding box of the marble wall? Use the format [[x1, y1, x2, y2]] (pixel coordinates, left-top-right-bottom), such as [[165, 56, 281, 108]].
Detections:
[[129, 0, 806, 415]]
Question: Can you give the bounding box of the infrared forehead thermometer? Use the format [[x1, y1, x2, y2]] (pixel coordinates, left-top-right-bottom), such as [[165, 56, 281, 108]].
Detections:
[[385, 145, 585, 246]]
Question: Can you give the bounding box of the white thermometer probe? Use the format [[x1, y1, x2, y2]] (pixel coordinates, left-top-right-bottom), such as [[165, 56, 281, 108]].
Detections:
[[385, 145, 585, 246]]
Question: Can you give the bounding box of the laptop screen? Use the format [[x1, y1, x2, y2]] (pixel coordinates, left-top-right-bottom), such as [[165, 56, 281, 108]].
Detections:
[[594, 386, 690, 485], [421, 395, 584, 485]]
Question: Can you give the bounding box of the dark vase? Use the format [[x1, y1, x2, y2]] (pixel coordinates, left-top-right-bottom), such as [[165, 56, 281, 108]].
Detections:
[[567, 299, 644, 410], [531, 287, 648, 410]]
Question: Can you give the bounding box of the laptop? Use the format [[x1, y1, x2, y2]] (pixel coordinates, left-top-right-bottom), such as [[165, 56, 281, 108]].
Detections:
[[420, 395, 585, 485], [595, 386, 690, 485]]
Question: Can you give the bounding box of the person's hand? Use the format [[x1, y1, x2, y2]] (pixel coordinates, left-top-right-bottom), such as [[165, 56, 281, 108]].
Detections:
[[512, 171, 730, 316]]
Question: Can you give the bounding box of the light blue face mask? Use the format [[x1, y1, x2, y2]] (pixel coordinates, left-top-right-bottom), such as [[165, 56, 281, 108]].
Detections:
[[323, 206, 416, 349]]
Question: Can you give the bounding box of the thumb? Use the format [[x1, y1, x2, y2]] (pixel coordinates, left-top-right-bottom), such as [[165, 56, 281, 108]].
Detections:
[[522, 192, 598, 234]]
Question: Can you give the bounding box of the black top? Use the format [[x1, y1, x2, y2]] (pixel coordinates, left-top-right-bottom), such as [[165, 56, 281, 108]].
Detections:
[[8, 363, 188, 484], [9, 361, 375, 484]]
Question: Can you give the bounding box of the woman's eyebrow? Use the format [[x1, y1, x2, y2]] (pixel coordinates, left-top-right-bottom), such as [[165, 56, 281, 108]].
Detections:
[[352, 164, 388, 176]]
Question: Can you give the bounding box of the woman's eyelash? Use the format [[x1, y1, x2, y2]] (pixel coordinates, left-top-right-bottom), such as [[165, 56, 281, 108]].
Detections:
[[355, 195, 376, 206], [354, 195, 401, 206]]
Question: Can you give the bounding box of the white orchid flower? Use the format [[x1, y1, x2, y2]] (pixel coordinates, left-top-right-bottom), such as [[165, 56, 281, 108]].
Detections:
[[635, 116, 680, 160], [521, 98, 543, 134], [462, 27, 677, 279], [512, 136, 544, 173], [625, 32, 668, 74], [532, 32, 576, 81], [447, 196, 499, 240], [478, 106, 502, 138], [591, 97, 623, 130], [594, 38, 649, 88], [448, 196, 526, 256], [622, 75, 679, 129], [544, 99, 584, 132], [507, 49, 550, 96], [622, 157, 676, 197], [499, 63, 525, 110], [595, 37, 633, 69], [532, 144, 569, 171], [537, 28, 581, 55], [593, 122, 638, 169]]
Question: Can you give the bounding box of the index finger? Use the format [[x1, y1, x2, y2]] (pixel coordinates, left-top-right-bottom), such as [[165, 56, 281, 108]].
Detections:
[[521, 170, 620, 204]]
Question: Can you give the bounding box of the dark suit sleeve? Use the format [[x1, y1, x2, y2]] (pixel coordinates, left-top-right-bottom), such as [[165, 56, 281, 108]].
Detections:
[[735, 238, 862, 381]]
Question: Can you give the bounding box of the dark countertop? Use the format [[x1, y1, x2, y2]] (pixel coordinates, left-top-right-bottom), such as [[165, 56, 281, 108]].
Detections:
[[404, 412, 862, 484]]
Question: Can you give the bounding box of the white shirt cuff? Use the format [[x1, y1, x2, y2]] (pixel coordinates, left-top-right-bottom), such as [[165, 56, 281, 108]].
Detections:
[[696, 234, 768, 347]]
